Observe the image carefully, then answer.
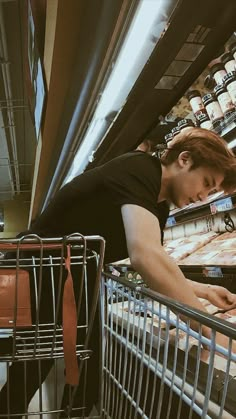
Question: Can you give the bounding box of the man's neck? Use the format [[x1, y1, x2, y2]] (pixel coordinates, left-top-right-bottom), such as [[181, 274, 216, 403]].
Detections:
[[158, 164, 173, 202]]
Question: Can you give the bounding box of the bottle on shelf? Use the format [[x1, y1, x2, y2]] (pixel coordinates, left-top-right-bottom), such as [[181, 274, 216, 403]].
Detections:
[[221, 52, 236, 73], [197, 113, 213, 130], [171, 126, 181, 138], [223, 71, 236, 106], [210, 63, 227, 85], [202, 93, 224, 128], [214, 83, 235, 119], [186, 90, 205, 113], [164, 132, 173, 145], [177, 118, 195, 132], [186, 90, 209, 124]]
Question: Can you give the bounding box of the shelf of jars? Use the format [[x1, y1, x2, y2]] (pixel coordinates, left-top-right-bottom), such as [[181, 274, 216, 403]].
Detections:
[[164, 40, 236, 227], [164, 41, 236, 140]]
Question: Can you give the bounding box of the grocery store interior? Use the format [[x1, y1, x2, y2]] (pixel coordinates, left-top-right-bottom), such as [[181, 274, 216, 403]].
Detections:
[[0, 0, 236, 418]]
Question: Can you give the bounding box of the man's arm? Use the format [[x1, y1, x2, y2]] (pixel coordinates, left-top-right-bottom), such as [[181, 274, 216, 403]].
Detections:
[[121, 204, 236, 352], [121, 204, 212, 335]]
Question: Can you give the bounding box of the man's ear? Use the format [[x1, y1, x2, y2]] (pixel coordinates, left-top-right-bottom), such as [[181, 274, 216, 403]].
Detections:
[[178, 151, 193, 168]]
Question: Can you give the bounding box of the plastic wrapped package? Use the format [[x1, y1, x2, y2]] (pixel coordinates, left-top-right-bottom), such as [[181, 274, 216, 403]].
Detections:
[[180, 250, 221, 265], [213, 231, 236, 240], [164, 231, 220, 262], [205, 250, 236, 265]]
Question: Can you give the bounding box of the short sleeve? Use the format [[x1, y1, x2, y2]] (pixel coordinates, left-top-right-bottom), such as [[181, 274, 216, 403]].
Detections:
[[99, 152, 162, 217]]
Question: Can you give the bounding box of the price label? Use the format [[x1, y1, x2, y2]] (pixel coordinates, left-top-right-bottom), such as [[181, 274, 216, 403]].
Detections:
[[111, 267, 120, 277], [210, 197, 233, 214], [166, 216, 176, 227], [202, 266, 223, 278]]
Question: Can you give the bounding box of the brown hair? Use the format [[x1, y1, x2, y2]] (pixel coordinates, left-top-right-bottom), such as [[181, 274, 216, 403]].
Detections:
[[160, 127, 236, 193]]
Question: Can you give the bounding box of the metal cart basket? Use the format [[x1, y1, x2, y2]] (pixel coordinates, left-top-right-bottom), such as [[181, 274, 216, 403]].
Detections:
[[101, 272, 236, 419], [0, 233, 105, 419]]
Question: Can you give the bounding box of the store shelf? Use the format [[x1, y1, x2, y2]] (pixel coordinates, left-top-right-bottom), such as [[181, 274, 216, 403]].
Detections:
[[166, 192, 236, 227], [106, 262, 236, 281], [214, 111, 236, 139]]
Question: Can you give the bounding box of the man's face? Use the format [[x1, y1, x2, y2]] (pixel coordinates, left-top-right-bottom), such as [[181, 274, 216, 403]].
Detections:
[[168, 159, 224, 208]]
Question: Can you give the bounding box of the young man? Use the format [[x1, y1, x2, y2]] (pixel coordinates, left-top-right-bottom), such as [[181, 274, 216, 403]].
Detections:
[[1, 127, 236, 417]]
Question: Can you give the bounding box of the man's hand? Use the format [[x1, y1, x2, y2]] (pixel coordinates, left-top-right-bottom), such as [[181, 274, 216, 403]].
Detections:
[[187, 279, 236, 311], [205, 284, 236, 310]]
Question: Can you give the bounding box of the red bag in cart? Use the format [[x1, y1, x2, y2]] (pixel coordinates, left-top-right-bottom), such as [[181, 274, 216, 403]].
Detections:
[[0, 242, 79, 387], [0, 269, 32, 327]]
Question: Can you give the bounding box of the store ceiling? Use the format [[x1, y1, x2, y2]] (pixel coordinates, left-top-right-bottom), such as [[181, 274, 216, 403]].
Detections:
[[0, 0, 36, 205]]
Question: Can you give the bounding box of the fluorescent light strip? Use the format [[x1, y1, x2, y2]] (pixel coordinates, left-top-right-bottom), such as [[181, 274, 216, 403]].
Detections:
[[63, 0, 169, 184]]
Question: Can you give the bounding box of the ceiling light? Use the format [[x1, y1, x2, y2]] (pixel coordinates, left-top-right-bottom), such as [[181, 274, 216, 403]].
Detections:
[[63, 0, 173, 184]]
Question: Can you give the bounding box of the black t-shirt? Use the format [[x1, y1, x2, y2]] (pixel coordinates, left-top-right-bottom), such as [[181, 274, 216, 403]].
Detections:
[[30, 151, 170, 263]]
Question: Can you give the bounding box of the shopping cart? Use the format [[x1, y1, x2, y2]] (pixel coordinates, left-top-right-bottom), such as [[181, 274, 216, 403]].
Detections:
[[101, 272, 236, 419], [0, 233, 105, 419]]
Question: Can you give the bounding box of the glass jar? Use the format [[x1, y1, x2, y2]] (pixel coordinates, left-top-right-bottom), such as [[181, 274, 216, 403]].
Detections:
[[221, 52, 236, 73], [223, 71, 236, 106], [197, 113, 212, 130], [171, 127, 181, 138], [202, 93, 224, 127], [210, 63, 227, 85], [196, 110, 213, 129], [165, 133, 173, 144], [186, 90, 205, 114], [177, 118, 195, 132], [214, 84, 235, 118]]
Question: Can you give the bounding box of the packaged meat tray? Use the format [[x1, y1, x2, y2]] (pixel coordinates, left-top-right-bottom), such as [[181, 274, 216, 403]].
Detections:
[[204, 250, 236, 266], [196, 237, 236, 252], [180, 250, 221, 265], [213, 231, 236, 241], [164, 231, 219, 262]]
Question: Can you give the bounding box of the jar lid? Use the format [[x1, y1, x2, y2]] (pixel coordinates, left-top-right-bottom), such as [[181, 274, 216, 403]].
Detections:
[[171, 127, 181, 134], [221, 52, 235, 65], [165, 132, 173, 139], [197, 113, 210, 122], [223, 71, 236, 84], [177, 118, 195, 128], [210, 63, 225, 77], [229, 42, 236, 55], [185, 90, 201, 101], [202, 93, 216, 105], [194, 110, 209, 122], [165, 133, 173, 143], [214, 83, 226, 95]]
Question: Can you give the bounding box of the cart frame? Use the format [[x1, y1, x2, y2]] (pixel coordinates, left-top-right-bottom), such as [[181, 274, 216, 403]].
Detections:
[[0, 233, 105, 419], [101, 272, 236, 419]]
